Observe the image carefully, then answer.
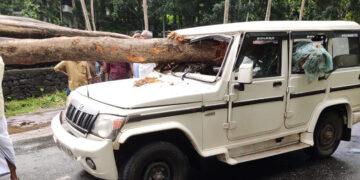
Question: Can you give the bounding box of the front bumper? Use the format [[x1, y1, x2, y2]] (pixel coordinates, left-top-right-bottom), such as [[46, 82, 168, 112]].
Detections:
[[51, 113, 118, 180]]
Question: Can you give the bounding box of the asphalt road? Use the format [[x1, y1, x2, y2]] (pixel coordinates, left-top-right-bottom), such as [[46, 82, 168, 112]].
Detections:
[[1, 124, 359, 180]]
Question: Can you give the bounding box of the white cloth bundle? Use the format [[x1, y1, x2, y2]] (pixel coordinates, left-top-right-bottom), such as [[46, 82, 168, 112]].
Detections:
[[0, 56, 15, 176]]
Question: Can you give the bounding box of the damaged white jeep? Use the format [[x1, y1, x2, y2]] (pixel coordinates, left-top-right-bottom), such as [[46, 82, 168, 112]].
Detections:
[[52, 21, 360, 180]]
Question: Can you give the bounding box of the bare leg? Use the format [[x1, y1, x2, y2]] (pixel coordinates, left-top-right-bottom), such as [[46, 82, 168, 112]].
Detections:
[[5, 159, 18, 180]]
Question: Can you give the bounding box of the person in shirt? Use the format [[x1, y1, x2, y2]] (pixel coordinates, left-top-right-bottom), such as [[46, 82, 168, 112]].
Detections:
[[54, 61, 92, 96], [104, 62, 132, 81], [132, 30, 142, 78], [0, 56, 19, 180], [138, 30, 156, 78]]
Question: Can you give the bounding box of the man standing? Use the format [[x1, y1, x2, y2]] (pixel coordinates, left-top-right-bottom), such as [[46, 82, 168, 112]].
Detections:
[[0, 56, 19, 180], [138, 30, 156, 78], [54, 61, 92, 96], [132, 30, 142, 78], [104, 61, 132, 81]]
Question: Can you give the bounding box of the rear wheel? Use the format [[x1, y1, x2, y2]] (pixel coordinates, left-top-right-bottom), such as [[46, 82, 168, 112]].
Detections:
[[121, 141, 189, 180], [307, 111, 343, 158]]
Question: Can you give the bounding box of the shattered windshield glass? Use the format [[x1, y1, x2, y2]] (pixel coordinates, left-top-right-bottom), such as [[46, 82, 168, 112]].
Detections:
[[155, 35, 233, 83]]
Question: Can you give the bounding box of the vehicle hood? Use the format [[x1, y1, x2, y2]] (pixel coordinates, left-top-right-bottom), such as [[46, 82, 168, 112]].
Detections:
[[76, 73, 215, 109]]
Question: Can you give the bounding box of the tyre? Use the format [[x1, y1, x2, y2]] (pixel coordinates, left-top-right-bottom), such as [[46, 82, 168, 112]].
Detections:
[[121, 141, 189, 180], [306, 111, 343, 158]]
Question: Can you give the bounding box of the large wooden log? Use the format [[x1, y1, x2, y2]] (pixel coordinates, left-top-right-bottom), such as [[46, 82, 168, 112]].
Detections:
[[0, 15, 131, 39], [0, 36, 224, 65]]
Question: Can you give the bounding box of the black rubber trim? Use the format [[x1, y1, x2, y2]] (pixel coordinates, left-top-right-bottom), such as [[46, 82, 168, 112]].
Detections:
[[232, 96, 284, 107], [330, 84, 360, 92], [290, 89, 326, 99], [128, 108, 203, 122], [128, 96, 284, 122]]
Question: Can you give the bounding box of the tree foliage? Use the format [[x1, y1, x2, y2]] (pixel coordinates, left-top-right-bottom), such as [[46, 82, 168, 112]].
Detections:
[[0, 0, 360, 37]]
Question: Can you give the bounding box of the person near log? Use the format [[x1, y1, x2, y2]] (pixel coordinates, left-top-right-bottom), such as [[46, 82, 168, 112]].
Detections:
[[54, 61, 92, 96], [132, 30, 142, 78], [0, 56, 19, 180], [138, 30, 156, 78], [87, 61, 98, 84], [104, 61, 132, 81]]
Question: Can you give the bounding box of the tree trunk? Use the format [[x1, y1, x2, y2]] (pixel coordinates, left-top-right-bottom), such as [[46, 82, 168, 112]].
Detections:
[[72, 0, 79, 29], [80, 0, 92, 31], [265, 0, 272, 21], [90, 0, 96, 31], [299, 0, 306, 21], [162, 15, 166, 38], [0, 15, 130, 39], [246, 0, 251, 22], [223, 0, 230, 24], [143, 0, 149, 31], [0, 36, 224, 65]]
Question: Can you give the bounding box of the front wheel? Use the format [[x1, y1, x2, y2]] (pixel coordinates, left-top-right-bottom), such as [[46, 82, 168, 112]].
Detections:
[[121, 141, 189, 180], [307, 111, 343, 158]]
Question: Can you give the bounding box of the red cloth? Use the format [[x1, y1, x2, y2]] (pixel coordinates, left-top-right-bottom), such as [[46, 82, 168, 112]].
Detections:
[[104, 62, 130, 80]]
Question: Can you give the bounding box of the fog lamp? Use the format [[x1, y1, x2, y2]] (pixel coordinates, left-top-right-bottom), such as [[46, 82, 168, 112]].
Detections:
[[86, 157, 96, 170]]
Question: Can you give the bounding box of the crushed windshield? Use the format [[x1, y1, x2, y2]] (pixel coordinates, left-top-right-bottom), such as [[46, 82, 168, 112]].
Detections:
[[154, 35, 233, 82]]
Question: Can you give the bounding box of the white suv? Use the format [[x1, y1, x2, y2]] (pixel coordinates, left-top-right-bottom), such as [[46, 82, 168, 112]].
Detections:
[[52, 21, 360, 180]]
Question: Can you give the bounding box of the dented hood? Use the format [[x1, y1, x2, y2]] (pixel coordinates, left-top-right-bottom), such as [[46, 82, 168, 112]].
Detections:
[[76, 73, 214, 109]]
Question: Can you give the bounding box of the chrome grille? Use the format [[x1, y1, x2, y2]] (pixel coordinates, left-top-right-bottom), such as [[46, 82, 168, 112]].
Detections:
[[65, 104, 97, 134]]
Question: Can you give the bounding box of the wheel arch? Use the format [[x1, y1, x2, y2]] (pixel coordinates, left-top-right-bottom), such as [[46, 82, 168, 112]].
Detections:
[[308, 99, 352, 140], [117, 122, 204, 162]]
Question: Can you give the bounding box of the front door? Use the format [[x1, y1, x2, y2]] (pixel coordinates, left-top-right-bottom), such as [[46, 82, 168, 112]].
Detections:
[[228, 32, 288, 140]]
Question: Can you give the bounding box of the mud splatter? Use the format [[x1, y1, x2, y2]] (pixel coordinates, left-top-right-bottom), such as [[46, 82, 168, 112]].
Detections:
[[127, 52, 145, 62], [95, 44, 104, 54], [151, 47, 169, 54], [151, 48, 161, 54], [72, 38, 80, 45], [111, 46, 119, 55]]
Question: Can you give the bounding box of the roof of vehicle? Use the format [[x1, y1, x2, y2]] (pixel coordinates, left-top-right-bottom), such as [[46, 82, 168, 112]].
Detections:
[[176, 21, 360, 36]]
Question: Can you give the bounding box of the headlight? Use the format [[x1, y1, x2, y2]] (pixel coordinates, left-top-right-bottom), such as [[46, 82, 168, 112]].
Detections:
[[91, 114, 126, 140]]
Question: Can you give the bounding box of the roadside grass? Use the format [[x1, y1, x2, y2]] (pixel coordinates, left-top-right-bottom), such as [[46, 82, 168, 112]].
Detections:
[[5, 90, 67, 116]]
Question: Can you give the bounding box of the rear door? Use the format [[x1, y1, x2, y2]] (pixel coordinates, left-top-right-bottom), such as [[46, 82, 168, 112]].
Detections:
[[285, 32, 330, 128]]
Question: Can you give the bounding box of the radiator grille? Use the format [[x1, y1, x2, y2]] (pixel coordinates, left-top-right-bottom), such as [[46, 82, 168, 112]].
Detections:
[[65, 104, 97, 134]]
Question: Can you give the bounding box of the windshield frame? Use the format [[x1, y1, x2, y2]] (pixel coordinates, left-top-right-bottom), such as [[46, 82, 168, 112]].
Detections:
[[170, 34, 234, 83]]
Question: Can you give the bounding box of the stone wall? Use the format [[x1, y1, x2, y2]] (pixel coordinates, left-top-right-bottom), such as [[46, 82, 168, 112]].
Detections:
[[2, 68, 68, 100]]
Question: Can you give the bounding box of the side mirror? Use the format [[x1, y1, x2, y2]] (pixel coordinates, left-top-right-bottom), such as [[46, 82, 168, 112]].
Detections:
[[237, 56, 254, 84]]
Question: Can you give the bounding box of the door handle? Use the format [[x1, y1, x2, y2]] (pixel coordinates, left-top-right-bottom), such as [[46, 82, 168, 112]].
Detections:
[[273, 81, 282, 87], [358, 74, 360, 80]]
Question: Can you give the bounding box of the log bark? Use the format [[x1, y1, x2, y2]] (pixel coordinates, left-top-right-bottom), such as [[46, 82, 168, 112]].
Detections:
[[0, 15, 130, 39], [0, 36, 223, 65]]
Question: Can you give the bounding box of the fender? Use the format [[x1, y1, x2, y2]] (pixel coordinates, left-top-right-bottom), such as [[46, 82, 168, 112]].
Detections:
[[307, 98, 352, 133], [116, 121, 204, 156]]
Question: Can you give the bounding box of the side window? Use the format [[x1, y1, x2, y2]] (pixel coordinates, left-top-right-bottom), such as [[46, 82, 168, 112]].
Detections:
[[235, 38, 282, 78], [291, 35, 328, 74], [332, 35, 360, 68]]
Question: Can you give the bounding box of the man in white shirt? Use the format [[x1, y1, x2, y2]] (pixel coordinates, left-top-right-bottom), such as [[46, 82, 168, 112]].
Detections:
[[138, 30, 156, 78]]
